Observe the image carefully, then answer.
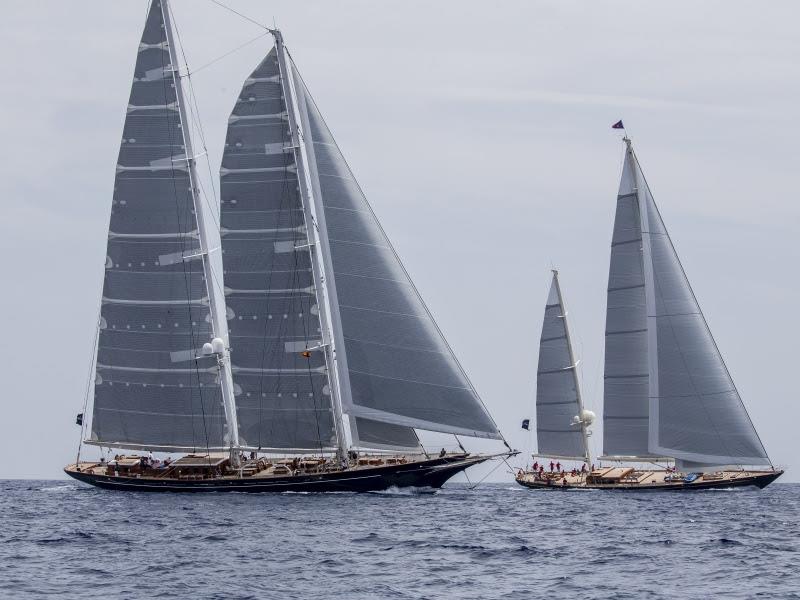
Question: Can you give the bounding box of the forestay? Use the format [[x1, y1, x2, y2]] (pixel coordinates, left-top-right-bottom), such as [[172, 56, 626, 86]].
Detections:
[[220, 49, 337, 452], [90, 1, 226, 450], [630, 143, 770, 467], [536, 273, 587, 460], [291, 65, 501, 440]]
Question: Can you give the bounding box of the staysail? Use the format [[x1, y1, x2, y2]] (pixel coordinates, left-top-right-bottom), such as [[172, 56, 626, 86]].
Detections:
[[627, 141, 770, 468], [289, 55, 501, 441], [535, 272, 589, 461], [90, 0, 228, 451], [220, 49, 337, 452]]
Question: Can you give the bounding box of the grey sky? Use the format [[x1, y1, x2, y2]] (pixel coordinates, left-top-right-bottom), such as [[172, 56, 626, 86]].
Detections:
[[1, 1, 797, 481]]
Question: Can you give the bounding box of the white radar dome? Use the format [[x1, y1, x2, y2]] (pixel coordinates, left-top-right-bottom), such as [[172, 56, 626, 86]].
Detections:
[[580, 409, 596, 426], [202, 342, 214, 355], [211, 337, 226, 354]]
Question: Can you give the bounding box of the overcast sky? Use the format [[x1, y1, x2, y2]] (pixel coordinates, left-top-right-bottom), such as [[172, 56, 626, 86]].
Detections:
[[1, 1, 797, 481]]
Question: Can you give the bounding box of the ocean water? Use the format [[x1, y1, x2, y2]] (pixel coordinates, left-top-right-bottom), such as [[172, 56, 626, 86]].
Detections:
[[0, 480, 797, 599]]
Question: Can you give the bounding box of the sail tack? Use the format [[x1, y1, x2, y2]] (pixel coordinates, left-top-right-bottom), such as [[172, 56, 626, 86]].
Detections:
[[220, 49, 337, 451], [536, 274, 587, 460], [603, 141, 770, 468], [291, 67, 500, 440], [90, 1, 226, 450]]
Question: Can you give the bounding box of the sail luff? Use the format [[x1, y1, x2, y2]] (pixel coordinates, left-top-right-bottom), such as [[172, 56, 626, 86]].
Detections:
[[274, 32, 350, 458], [161, 0, 239, 452]]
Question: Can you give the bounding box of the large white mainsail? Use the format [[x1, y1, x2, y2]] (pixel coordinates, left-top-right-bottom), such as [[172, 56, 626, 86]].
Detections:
[[89, 0, 237, 452], [604, 139, 771, 469], [535, 271, 590, 462]]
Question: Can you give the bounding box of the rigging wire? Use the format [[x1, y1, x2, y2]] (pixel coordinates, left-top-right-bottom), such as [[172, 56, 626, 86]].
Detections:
[[75, 307, 102, 466], [467, 457, 508, 490], [190, 31, 272, 76], [208, 0, 273, 31], [169, 2, 233, 364]]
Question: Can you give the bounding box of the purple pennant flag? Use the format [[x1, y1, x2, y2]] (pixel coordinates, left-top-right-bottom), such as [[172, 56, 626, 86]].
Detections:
[[612, 120, 624, 129]]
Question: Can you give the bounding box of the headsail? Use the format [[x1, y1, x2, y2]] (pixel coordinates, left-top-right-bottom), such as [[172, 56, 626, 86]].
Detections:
[[289, 59, 501, 440], [535, 272, 590, 461], [220, 49, 337, 452], [90, 0, 227, 451], [628, 141, 770, 468]]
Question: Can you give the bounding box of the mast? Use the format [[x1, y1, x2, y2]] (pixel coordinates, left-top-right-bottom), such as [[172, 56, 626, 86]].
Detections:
[[551, 270, 591, 465], [161, 0, 240, 459], [273, 30, 349, 461]]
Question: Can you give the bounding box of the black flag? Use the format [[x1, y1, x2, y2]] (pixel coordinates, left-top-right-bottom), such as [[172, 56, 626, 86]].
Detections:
[[76, 413, 84, 426], [521, 419, 530, 431]]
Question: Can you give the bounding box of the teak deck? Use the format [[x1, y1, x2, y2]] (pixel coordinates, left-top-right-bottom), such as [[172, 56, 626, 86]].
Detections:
[[64, 452, 492, 493], [515, 468, 782, 491]]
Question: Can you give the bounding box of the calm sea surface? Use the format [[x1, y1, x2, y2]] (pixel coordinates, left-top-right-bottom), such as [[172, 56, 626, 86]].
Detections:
[[0, 480, 797, 599]]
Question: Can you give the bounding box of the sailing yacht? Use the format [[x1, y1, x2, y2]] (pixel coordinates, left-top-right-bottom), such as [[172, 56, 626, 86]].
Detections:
[[517, 137, 783, 491], [65, 0, 511, 492]]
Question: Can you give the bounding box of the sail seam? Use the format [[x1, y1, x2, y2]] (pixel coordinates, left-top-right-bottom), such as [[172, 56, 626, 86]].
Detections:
[[347, 368, 471, 391], [338, 303, 426, 319]]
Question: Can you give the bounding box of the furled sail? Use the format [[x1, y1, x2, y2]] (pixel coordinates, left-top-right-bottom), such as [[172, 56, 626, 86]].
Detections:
[[89, 0, 226, 450], [220, 49, 337, 451], [602, 152, 654, 458], [536, 272, 588, 460], [629, 142, 770, 468], [290, 63, 501, 440]]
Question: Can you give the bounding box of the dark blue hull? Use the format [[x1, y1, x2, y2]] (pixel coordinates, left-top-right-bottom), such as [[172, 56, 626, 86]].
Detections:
[[65, 454, 488, 493]]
